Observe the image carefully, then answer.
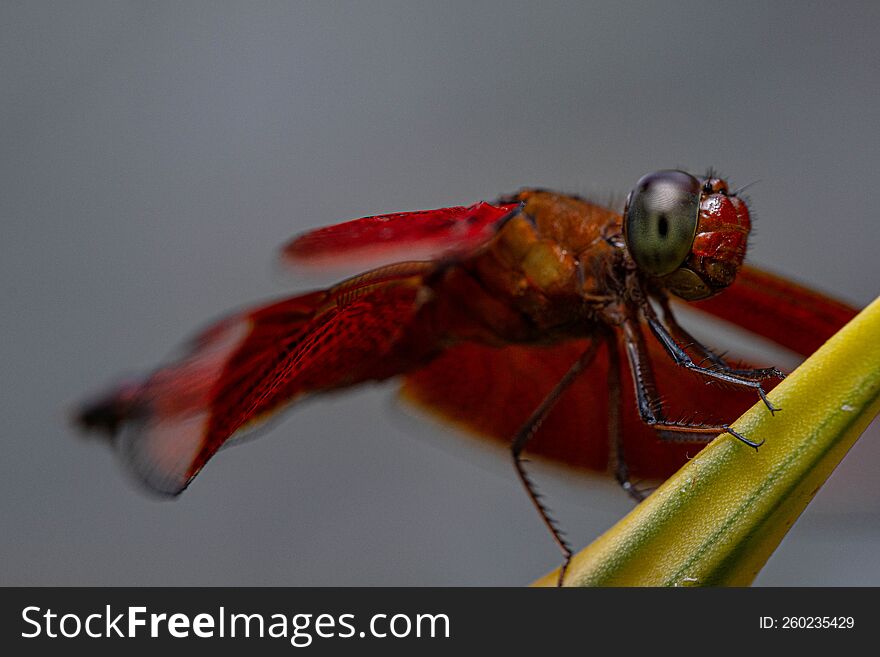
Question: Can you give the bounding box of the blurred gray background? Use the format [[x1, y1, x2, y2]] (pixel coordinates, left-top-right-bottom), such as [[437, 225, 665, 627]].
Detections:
[[2, 1, 879, 585]]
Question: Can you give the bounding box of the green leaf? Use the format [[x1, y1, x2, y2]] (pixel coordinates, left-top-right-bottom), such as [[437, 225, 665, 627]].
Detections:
[[534, 296, 880, 587]]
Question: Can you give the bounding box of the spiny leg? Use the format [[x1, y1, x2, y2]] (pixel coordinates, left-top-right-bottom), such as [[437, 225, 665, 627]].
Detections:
[[657, 296, 785, 381], [605, 331, 648, 502], [621, 317, 764, 449], [641, 300, 781, 415], [511, 339, 603, 587]]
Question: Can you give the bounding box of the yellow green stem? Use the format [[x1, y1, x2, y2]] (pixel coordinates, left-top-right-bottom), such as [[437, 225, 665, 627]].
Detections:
[[534, 295, 880, 587]]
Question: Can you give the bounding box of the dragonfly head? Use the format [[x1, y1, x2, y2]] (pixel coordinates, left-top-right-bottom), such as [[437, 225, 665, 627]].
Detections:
[[623, 170, 751, 301]]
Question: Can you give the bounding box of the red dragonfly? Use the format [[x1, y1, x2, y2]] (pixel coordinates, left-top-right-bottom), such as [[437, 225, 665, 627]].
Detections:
[[76, 170, 857, 582]]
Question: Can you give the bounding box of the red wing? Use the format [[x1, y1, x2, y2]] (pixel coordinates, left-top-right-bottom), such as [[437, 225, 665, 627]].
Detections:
[[689, 264, 859, 357], [282, 201, 521, 268], [77, 265, 433, 496], [401, 334, 764, 481]]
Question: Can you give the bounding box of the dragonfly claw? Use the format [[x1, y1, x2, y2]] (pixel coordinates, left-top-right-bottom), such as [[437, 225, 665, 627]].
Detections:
[[723, 425, 764, 450]]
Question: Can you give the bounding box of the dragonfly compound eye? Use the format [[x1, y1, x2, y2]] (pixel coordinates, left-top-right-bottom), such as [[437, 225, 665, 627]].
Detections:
[[623, 170, 700, 277]]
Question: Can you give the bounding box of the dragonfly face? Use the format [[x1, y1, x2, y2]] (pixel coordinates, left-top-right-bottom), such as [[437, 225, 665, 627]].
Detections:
[[623, 170, 751, 301]]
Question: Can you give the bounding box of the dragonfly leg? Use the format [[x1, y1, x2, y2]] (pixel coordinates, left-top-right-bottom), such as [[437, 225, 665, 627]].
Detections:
[[510, 338, 603, 587], [622, 317, 765, 449], [605, 331, 649, 502], [658, 296, 786, 381], [642, 301, 782, 415]]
